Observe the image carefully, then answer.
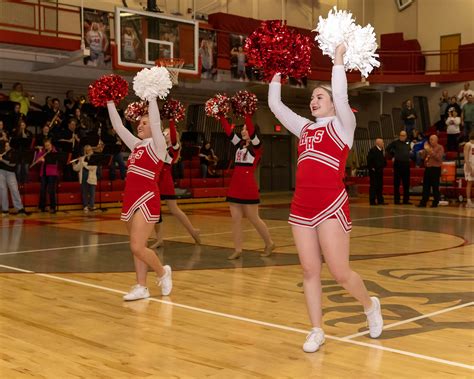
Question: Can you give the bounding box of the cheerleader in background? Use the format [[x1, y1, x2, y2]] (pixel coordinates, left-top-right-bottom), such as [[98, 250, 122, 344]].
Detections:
[[219, 115, 274, 260], [150, 119, 201, 248], [268, 44, 383, 352], [107, 98, 172, 301]]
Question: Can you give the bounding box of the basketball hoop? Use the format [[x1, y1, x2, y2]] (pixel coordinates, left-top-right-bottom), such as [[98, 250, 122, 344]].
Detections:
[[157, 58, 185, 85]]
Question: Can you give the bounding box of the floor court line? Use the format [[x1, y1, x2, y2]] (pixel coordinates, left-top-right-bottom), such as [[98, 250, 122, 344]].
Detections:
[[0, 263, 472, 371], [342, 301, 474, 340]]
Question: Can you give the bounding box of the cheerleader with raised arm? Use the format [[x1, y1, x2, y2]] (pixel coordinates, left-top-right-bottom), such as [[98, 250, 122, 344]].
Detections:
[[218, 114, 274, 260], [268, 44, 383, 352], [107, 97, 172, 301], [150, 118, 201, 248]]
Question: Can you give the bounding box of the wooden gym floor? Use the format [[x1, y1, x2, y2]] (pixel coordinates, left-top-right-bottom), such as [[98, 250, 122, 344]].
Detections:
[[0, 193, 473, 378]]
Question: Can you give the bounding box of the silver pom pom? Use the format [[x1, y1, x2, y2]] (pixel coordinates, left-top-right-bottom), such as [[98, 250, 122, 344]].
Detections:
[[133, 66, 173, 101]]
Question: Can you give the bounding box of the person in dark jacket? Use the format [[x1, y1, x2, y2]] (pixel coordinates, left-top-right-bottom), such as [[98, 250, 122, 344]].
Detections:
[[387, 131, 412, 204], [367, 138, 387, 205]]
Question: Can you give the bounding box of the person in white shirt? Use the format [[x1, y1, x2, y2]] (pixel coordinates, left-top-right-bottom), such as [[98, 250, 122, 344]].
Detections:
[[446, 107, 461, 151], [458, 82, 473, 108]]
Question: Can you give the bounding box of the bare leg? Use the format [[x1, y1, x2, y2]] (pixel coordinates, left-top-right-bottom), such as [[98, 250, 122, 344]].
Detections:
[[228, 203, 243, 259], [292, 225, 323, 327], [242, 204, 274, 256], [317, 219, 372, 310], [126, 220, 149, 286], [149, 223, 164, 249], [166, 199, 200, 243], [466, 180, 472, 202], [128, 210, 166, 281]]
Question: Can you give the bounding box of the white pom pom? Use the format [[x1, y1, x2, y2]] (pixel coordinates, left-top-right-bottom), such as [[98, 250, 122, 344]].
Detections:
[[314, 6, 380, 77], [133, 66, 173, 101]]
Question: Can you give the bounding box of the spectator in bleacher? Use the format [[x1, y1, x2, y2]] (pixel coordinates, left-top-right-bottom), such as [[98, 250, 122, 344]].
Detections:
[[34, 123, 52, 149], [445, 108, 461, 152], [400, 99, 417, 138], [42, 96, 53, 113], [9, 82, 30, 116], [102, 127, 126, 180], [445, 96, 461, 119], [438, 90, 450, 130], [387, 131, 412, 204], [0, 141, 30, 216], [457, 82, 473, 108], [463, 131, 474, 208], [12, 119, 32, 184], [36, 139, 58, 213], [367, 138, 387, 206], [461, 94, 474, 141], [418, 135, 444, 208], [64, 90, 79, 119], [0, 121, 8, 142], [410, 130, 427, 167], [72, 144, 97, 212], [199, 141, 218, 178]]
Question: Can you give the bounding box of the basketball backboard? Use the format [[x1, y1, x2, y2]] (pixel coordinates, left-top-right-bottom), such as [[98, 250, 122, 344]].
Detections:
[[115, 7, 199, 74]]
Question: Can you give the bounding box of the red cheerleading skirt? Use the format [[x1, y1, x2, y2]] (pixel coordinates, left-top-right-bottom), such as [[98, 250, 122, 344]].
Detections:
[[288, 187, 352, 233], [226, 166, 260, 204], [120, 180, 161, 223], [158, 163, 176, 200]]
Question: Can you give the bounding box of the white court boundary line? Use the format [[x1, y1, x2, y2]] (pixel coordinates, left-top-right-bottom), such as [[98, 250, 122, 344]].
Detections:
[[0, 215, 407, 257], [0, 264, 472, 371], [342, 302, 474, 340]]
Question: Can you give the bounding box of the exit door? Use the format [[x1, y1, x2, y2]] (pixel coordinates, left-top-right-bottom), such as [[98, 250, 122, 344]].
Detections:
[[260, 135, 291, 192]]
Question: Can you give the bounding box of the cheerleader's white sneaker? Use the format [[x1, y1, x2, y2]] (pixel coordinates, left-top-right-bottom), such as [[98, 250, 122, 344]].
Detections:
[[123, 284, 150, 301], [157, 265, 172, 296], [365, 297, 384, 338], [303, 327, 325, 353]]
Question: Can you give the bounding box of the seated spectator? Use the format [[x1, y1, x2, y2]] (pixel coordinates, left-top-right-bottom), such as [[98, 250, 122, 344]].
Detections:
[[0, 121, 8, 142], [410, 129, 427, 167], [446, 108, 461, 152], [0, 141, 30, 216], [102, 127, 126, 180], [9, 82, 30, 116], [199, 140, 218, 178]]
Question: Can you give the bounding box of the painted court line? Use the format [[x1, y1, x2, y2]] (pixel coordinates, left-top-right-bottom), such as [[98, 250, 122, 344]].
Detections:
[[342, 301, 474, 340], [0, 264, 472, 371]]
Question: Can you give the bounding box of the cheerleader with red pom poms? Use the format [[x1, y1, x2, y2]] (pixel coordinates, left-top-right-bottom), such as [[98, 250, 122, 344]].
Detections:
[[93, 69, 173, 301], [268, 44, 383, 352], [150, 103, 201, 248], [213, 92, 274, 260]]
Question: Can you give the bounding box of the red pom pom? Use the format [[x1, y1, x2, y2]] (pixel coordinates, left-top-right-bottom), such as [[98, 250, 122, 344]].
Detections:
[[161, 98, 186, 122], [125, 101, 148, 122], [205, 94, 231, 119], [88, 74, 129, 107], [231, 91, 258, 117], [245, 20, 312, 82]]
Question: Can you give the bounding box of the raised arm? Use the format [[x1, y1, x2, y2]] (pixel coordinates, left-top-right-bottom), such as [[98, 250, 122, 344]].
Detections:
[[107, 101, 140, 151], [332, 45, 356, 136], [219, 116, 241, 146], [168, 119, 180, 150], [268, 74, 312, 138], [245, 115, 261, 147], [148, 98, 167, 161]]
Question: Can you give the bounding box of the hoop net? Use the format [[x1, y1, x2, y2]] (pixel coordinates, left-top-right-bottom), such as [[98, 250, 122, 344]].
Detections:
[[157, 58, 185, 85]]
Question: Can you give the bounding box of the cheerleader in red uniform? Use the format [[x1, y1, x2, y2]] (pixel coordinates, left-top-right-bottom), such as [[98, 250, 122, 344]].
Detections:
[[107, 98, 172, 301], [219, 115, 274, 260], [268, 44, 383, 352], [150, 119, 201, 248]]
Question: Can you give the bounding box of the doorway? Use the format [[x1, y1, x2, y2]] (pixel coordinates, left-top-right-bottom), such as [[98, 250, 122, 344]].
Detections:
[[440, 34, 461, 73], [260, 134, 291, 192]]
